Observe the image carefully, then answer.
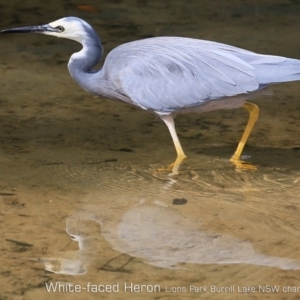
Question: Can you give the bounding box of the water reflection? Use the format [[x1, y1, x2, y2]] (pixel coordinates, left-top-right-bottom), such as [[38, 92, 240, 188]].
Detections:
[[2, 159, 300, 300], [39, 193, 300, 275]]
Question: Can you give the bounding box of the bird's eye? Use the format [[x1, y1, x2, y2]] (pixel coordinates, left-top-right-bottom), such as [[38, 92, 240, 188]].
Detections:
[[56, 26, 65, 32]]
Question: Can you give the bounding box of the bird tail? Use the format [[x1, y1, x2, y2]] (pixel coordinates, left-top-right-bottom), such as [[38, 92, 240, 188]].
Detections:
[[253, 56, 300, 84], [234, 50, 300, 84]]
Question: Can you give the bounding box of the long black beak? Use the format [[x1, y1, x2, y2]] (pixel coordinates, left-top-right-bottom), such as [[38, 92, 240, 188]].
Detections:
[[1, 24, 58, 34]]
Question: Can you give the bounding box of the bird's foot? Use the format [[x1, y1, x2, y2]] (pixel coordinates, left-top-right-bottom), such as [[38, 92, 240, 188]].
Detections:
[[230, 157, 258, 170], [158, 155, 187, 175]]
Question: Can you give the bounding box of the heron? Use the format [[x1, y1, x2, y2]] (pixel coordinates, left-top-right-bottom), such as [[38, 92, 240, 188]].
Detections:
[[2, 17, 300, 172]]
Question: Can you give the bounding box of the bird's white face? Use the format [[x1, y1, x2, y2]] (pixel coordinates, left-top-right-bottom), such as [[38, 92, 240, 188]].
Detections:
[[45, 17, 91, 43]]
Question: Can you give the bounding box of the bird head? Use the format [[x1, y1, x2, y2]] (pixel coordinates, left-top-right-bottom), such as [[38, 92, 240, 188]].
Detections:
[[1, 17, 96, 44]]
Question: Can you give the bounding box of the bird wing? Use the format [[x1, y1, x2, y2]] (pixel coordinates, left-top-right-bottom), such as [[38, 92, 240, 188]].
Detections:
[[103, 37, 260, 113]]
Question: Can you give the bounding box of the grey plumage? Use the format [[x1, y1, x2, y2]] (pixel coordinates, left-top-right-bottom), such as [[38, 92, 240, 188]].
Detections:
[[69, 28, 300, 113], [101, 38, 300, 113]]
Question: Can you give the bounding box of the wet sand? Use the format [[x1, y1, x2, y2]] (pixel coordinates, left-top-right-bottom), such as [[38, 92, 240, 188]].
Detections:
[[1, 0, 300, 299]]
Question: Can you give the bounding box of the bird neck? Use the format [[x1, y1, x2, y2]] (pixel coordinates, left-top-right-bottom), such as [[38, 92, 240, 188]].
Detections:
[[67, 36, 103, 93]]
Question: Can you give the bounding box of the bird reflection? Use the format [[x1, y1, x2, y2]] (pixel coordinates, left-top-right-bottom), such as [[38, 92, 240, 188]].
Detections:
[[38, 200, 300, 275]]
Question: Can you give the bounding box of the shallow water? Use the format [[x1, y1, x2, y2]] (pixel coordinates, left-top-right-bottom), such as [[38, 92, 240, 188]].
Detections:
[[1, 0, 300, 299]]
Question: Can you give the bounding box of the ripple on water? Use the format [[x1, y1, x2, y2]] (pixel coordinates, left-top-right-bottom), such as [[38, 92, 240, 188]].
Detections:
[[34, 158, 300, 207]]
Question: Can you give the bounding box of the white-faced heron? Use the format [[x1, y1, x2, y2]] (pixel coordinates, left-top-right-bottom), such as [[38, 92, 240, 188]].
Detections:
[[2, 17, 300, 172]]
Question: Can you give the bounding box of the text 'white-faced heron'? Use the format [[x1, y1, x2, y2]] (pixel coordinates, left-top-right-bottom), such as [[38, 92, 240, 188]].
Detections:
[[2, 17, 300, 173]]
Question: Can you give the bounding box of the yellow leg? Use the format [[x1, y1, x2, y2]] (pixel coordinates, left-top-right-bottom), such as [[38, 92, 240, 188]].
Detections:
[[160, 114, 187, 174], [230, 102, 259, 169]]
